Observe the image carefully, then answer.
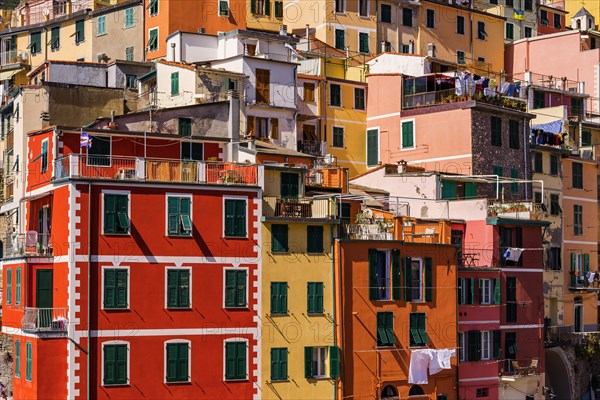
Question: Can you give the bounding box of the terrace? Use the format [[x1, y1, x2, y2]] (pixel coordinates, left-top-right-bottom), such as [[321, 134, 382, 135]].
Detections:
[[22, 307, 67, 333], [262, 196, 338, 221], [3, 233, 52, 258]]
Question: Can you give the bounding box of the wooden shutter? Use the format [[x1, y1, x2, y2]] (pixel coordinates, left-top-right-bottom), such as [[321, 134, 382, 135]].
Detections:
[[457, 278, 463, 305], [104, 269, 115, 308], [25, 342, 31, 380], [584, 253, 590, 277], [571, 253, 577, 286], [104, 194, 116, 233], [225, 270, 236, 307], [180, 197, 191, 234], [264, 0, 271, 15], [225, 342, 236, 379], [304, 347, 313, 378], [368, 249, 378, 300], [271, 348, 280, 380], [235, 199, 246, 237], [404, 257, 412, 302], [15, 340, 20, 378], [402, 121, 414, 148], [250, 0, 257, 13], [493, 330, 501, 360], [425, 258, 433, 302], [6, 269, 11, 305], [465, 182, 476, 198], [270, 118, 279, 140], [329, 346, 340, 378], [178, 343, 189, 381], [116, 269, 128, 308], [224, 200, 235, 237], [386, 312, 395, 344], [441, 180, 456, 200], [116, 195, 129, 232], [104, 345, 115, 384], [271, 282, 280, 314], [256, 69, 270, 104], [167, 270, 178, 307], [171, 72, 179, 95], [392, 250, 401, 300], [493, 278, 501, 304], [236, 342, 246, 379], [367, 129, 378, 166], [315, 283, 324, 313], [166, 344, 178, 382], [234, 270, 246, 307], [409, 313, 421, 346], [15, 268, 20, 305], [179, 270, 190, 307], [307, 282, 315, 313], [41, 140, 48, 172]]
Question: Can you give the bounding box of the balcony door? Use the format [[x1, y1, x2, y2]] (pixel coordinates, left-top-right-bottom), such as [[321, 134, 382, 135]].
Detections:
[[38, 206, 51, 249], [575, 298, 584, 333], [280, 173, 299, 200], [36, 269, 53, 328]]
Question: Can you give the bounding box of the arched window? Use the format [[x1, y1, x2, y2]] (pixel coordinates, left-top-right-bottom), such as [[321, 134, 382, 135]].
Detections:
[[381, 385, 398, 399], [408, 385, 425, 396]]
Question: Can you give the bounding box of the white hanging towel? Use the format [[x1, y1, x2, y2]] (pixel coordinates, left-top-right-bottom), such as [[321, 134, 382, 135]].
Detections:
[[504, 248, 524, 262], [429, 349, 456, 375], [408, 349, 434, 384], [588, 272, 596, 284]]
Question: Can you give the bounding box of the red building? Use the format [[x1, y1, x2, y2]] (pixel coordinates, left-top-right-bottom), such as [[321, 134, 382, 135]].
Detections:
[[538, 4, 570, 36], [2, 119, 263, 399]]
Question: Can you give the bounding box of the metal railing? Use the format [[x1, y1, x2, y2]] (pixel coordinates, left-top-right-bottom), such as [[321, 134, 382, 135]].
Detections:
[[514, 72, 582, 93], [487, 201, 542, 220], [263, 196, 337, 219], [403, 86, 526, 112], [54, 154, 260, 186], [22, 308, 67, 333], [297, 140, 324, 157], [500, 358, 541, 376], [4, 233, 52, 258], [252, 52, 293, 63], [345, 221, 394, 241]]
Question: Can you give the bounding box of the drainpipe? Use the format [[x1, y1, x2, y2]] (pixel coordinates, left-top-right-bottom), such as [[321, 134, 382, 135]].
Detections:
[[396, 3, 401, 52], [523, 117, 529, 200], [331, 222, 337, 400], [87, 181, 91, 400]]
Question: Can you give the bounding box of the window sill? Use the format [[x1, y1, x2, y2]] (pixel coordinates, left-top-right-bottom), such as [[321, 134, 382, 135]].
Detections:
[[307, 312, 325, 316], [51, 47, 61, 52], [269, 312, 288, 317], [308, 376, 331, 380], [103, 233, 130, 236], [166, 307, 192, 311], [103, 307, 130, 311], [97, 33, 107, 37], [270, 379, 289, 383], [401, 146, 416, 151], [167, 234, 192, 238], [103, 383, 130, 387], [166, 380, 191, 384], [224, 378, 249, 382], [224, 306, 249, 310], [307, 251, 324, 255], [271, 251, 289, 255], [409, 345, 428, 349], [223, 235, 248, 240], [376, 345, 396, 349], [124, 25, 134, 29]]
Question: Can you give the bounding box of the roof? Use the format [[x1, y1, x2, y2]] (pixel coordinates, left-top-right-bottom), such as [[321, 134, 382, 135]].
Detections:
[[90, 0, 142, 16], [157, 59, 196, 71], [574, 7, 592, 18], [219, 28, 299, 44], [252, 140, 315, 159], [27, 60, 106, 77], [348, 183, 389, 195], [298, 35, 364, 67]]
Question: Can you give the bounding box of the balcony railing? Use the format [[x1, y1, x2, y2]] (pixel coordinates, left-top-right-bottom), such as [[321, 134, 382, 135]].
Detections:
[[22, 308, 67, 333], [402, 86, 527, 112], [500, 358, 541, 377], [251, 52, 294, 63], [345, 219, 395, 241], [54, 155, 260, 186], [4, 233, 52, 258], [263, 196, 337, 220], [298, 140, 324, 157], [487, 201, 542, 221]]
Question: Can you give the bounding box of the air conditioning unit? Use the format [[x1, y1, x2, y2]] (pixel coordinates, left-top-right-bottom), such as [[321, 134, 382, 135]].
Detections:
[[426, 43, 436, 58]]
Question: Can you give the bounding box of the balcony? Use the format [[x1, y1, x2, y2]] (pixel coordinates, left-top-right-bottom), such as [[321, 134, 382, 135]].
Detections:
[[54, 155, 260, 186], [487, 201, 543, 221], [297, 140, 325, 157], [344, 215, 395, 241], [305, 166, 346, 190], [500, 358, 541, 378], [263, 196, 337, 221], [0, 50, 28, 68], [22, 308, 67, 333], [4, 233, 52, 258], [249, 52, 294, 63]]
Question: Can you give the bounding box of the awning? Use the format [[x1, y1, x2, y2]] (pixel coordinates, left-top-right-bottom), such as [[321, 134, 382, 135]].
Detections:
[[531, 119, 563, 134], [0, 69, 23, 82]]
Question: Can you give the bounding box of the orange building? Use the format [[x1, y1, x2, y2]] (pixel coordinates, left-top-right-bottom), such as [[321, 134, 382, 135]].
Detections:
[[334, 215, 458, 399], [144, 0, 247, 60]]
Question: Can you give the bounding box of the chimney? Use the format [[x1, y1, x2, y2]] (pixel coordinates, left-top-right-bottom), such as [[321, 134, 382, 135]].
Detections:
[[279, 24, 288, 36]]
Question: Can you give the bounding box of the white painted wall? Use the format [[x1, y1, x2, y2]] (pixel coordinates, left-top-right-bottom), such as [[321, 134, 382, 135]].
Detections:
[[367, 53, 432, 76], [156, 63, 198, 108], [166, 32, 219, 63]]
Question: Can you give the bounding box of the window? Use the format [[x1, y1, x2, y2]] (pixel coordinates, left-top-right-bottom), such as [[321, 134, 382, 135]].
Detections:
[[409, 313, 428, 347], [30, 32, 41, 54], [376, 312, 395, 347], [456, 50, 466, 64], [524, 0, 532, 11], [304, 83, 315, 103], [582, 130, 592, 146], [335, 29, 345, 50], [50, 26, 60, 50], [367, 129, 378, 167], [506, 0, 513, 6], [40, 139, 48, 173], [534, 191, 542, 204], [307, 226, 323, 253], [354, 88, 365, 109], [532, 91, 545, 109], [103, 194, 129, 234], [250, 0, 270, 15], [549, 247, 561, 270], [574, 204, 583, 236], [533, 152, 543, 173], [14, 340, 20, 378], [97, 15, 106, 36], [224, 269, 247, 308], [256, 68, 270, 104], [219, 0, 229, 16], [167, 269, 190, 308], [492, 165, 503, 178], [271, 348, 288, 381], [508, 120, 519, 149], [167, 197, 191, 236], [369, 249, 392, 300], [479, 279, 492, 304], [224, 199, 246, 238], [177, 118, 192, 137], [481, 331, 491, 360], [332, 127, 344, 148], [550, 154, 559, 176], [491, 116, 502, 146], [407, 258, 423, 301], [166, 342, 189, 382], [270, 282, 287, 314], [307, 282, 324, 314], [330, 84, 341, 106], [305, 346, 339, 378], [75, 19, 85, 43], [103, 344, 128, 385], [476, 388, 489, 397], [540, 10, 549, 25], [125, 74, 137, 89], [572, 162, 583, 189], [506, 277, 517, 322], [401, 120, 415, 149], [125, 7, 135, 27], [457, 15, 465, 34], [335, 0, 345, 13], [458, 277, 474, 304], [181, 142, 203, 161], [225, 341, 247, 380], [525, 27, 532, 38], [571, 254, 590, 287], [510, 169, 519, 194], [6, 268, 11, 305], [506, 23, 514, 40], [381, 4, 392, 23], [148, 28, 158, 51], [25, 342, 32, 381], [15, 267, 21, 305], [458, 332, 466, 361], [550, 194, 561, 215], [426, 9, 435, 28], [271, 224, 288, 253], [554, 13, 561, 29], [274, 1, 283, 18], [170, 72, 179, 95], [593, 37, 597, 49], [103, 268, 128, 309], [359, 0, 368, 17], [125, 46, 134, 61], [477, 21, 486, 40], [149, 0, 159, 16], [402, 8, 412, 27], [359, 32, 369, 53]]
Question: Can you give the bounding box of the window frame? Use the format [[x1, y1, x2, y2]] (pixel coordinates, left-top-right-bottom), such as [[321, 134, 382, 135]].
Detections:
[[270, 281, 288, 315], [409, 257, 424, 302], [572, 162, 583, 189], [102, 341, 130, 386], [6, 268, 11, 305], [456, 50, 466, 64], [334, 29, 345, 50], [223, 268, 249, 309], [401, 119, 416, 150], [271, 223, 289, 253], [372, 249, 392, 301], [15, 339, 20, 378], [97, 15, 107, 36], [307, 282, 324, 314], [148, 27, 159, 52], [75, 19, 85, 44], [165, 267, 192, 309], [426, 9, 435, 29], [335, 0, 346, 14], [50, 26, 60, 51], [124, 7, 135, 28], [330, 84, 341, 107], [491, 116, 502, 146], [381, 3, 392, 23], [550, 193, 561, 215], [358, 31, 369, 54], [354, 87, 366, 110], [223, 197, 248, 239], [458, 332, 466, 361], [358, 0, 369, 17], [554, 13, 561, 29], [102, 190, 131, 235], [457, 15, 465, 35], [40, 138, 48, 173], [166, 194, 193, 237], [223, 338, 249, 381], [508, 119, 519, 149], [367, 127, 379, 167], [477, 21, 486, 40], [574, 204, 583, 236], [550, 154, 559, 176], [149, 0, 159, 16], [402, 7, 412, 27], [30, 31, 42, 55], [376, 311, 395, 347], [270, 347, 288, 381], [332, 126, 344, 148], [219, 0, 230, 16], [479, 278, 492, 305], [303, 82, 316, 103], [125, 46, 134, 61], [102, 266, 130, 310], [25, 341, 32, 382], [164, 339, 191, 383], [307, 225, 324, 254], [505, 22, 514, 40], [409, 312, 428, 347], [15, 267, 21, 305], [87, 135, 112, 167], [312, 346, 329, 378]]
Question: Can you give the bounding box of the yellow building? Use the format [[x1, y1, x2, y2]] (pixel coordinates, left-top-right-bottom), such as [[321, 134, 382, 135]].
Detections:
[[260, 164, 343, 399], [296, 37, 369, 177]]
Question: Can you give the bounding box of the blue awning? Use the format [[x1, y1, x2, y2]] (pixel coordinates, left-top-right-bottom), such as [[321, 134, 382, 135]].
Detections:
[[531, 119, 563, 134]]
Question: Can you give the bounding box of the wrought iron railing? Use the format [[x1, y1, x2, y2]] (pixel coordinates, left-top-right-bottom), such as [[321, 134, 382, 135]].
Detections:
[[23, 308, 67, 333], [4, 233, 52, 258], [263, 196, 337, 219]]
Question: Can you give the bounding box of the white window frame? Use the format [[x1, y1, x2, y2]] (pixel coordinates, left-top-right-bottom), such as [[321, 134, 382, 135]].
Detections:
[[148, 27, 159, 52], [149, 0, 159, 16], [335, 0, 346, 14], [400, 119, 416, 150], [456, 50, 466, 64], [101, 190, 131, 236], [459, 332, 466, 361], [164, 339, 191, 384], [125, 46, 134, 61], [222, 266, 250, 309], [100, 265, 131, 310], [223, 338, 249, 381], [410, 257, 424, 302], [480, 331, 491, 360], [358, 0, 369, 18], [165, 193, 193, 237], [101, 340, 130, 387], [357, 30, 370, 54], [479, 278, 492, 305], [164, 266, 192, 309], [97, 15, 107, 37], [312, 346, 329, 378], [222, 195, 249, 239], [332, 125, 345, 149]]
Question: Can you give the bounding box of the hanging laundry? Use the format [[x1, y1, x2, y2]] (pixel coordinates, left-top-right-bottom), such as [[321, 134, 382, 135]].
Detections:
[[588, 272, 595, 284], [408, 349, 435, 384], [429, 349, 456, 375], [514, 10, 525, 20], [506, 83, 515, 97], [455, 78, 463, 96], [503, 248, 524, 262]]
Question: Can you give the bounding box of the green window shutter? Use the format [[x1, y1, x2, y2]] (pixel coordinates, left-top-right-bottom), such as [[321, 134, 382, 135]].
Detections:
[[335, 29, 345, 50], [457, 278, 463, 305], [179, 270, 190, 307], [308, 282, 323, 313], [493, 278, 501, 304], [469, 278, 475, 305], [404, 257, 412, 302], [418, 314, 429, 344], [493, 330, 501, 360], [220, 0, 229, 15], [279, 348, 288, 380], [492, 165, 503, 177], [409, 313, 421, 346], [104, 269, 115, 308], [251, 0, 257, 14], [236, 270, 247, 307], [125, 8, 134, 27], [441, 180, 456, 200], [329, 346, 340, 378], [235, 200, 246, 237], [264, 0, 271, 15], [271, 282, 287, 314], [116, 269, 128, 308], [307, 226, 323, 253], [224, 200, 235, 237], [166, 344, 178, 382], [280, 173, 299, 199], [571, 253, 577, 286], [465, 182, 477, 198], [271, 224, 288, 253], [274, 1, 283, 18], [225, 342, 236, 379], [177, 343, 189, 381], [167, 197, 179, 235], [368, 249, 378, 300], [25, 341, 31, 381], [584, 253, 590, 276], [510, 169, 519, 193], [316, 283, 324, 313], [377, 312, 389, 346], [167, 270, 178, 308], [402, 121, 414, 148], [270, 348, 281, 380], [180, 197, 192, 234], [367, 129, 378, 166], [384, 312, 396, 345], [392, 250, 401, 300], [116, 195, 129, 232], [225, 270, 236, 307], [6, 268, 11, 305], [41, 140, 48, 172], [76, 20, 85, 43], [304, 347, 313, 378], [104, 194, 116, 234], [171, 72, 179, 95], [235, 342, 246, 379], [15, 340, 20, 378], [98, 16, 106, 35], [15, 268, 21, 305], [359, 32, 369, 53], [425, 258, 433, 302]]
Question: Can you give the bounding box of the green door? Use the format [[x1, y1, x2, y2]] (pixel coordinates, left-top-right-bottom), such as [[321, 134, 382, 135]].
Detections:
[[280, 173, 299, 199], [36, 269, 53, 328]]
